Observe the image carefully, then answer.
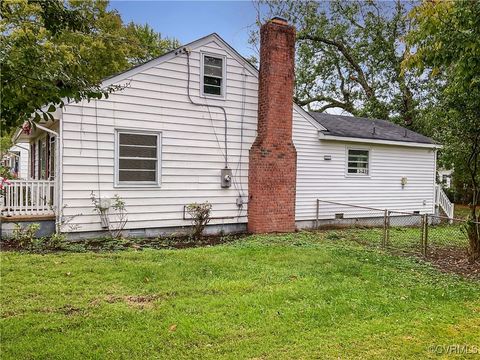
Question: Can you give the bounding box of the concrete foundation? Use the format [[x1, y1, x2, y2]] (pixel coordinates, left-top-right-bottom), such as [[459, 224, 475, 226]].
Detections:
[[64, 222, 248, 241], [1, 217, 56, 239]]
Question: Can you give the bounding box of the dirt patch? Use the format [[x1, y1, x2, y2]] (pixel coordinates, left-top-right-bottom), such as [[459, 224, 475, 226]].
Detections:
[[345, 234, 480, 280], [133, 233, 246, 250], [102, 294, 162, 309], [426, 246, 480, 280], [60, 304, 83, 316], [1, 310, 22, 319]]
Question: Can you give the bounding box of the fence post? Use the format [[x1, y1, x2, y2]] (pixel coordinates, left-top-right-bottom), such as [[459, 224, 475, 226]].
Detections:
[[383, 209, 388, 248], [386, 211, 390, 247], [424, 214, 429, 257], [421, 214, 426, 257], [315, 199, 319, 229]]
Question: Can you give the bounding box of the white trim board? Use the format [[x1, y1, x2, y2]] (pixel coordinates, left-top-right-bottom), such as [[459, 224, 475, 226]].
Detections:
[[318, 131, 442, 149], [114, 128, 163, 188]]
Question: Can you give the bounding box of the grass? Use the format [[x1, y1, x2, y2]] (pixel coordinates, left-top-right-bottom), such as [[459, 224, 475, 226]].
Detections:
[[324, 222, 468, 253], [455, 204, 472, 220], [1, 232, 479, 359]]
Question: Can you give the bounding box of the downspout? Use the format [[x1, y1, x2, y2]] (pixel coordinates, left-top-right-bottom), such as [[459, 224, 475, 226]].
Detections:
[[36, 123, 61, 232]]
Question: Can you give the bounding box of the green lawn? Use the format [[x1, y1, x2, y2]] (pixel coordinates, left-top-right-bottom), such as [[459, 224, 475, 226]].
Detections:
[[455, 204, 472, 220], [1, 232, 479, 359]]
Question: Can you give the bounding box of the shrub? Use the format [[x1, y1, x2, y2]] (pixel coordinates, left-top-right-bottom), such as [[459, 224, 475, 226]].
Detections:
[[45, 232, 67, 250], [12, 223, 40, 248], [186, 202, 212, 240], [91, 192, 128, 240]]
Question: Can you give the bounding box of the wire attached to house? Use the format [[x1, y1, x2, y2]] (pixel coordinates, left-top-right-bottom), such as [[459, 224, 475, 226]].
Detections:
[[235, 70, 247, 198], [183, 47, 249, 219], [94, 99, 102, 200], [184, 49, 229, 168]]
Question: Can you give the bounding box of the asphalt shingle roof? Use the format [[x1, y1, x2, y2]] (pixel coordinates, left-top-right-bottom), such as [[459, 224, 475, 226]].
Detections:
[[309, 112, 437, 145]]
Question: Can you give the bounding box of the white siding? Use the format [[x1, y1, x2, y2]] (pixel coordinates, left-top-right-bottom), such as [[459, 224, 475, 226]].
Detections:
[[59, 35, 436, 233], [7, 145, 29, 179], [61, 38, 259, 232], [293, 112, 436, 220]]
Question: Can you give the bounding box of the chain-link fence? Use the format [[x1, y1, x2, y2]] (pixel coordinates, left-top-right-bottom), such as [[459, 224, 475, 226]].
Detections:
[[314, 199, 476, 259]]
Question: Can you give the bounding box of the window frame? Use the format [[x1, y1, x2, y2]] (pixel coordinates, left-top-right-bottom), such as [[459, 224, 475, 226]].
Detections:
[[30, 143, 36, 179], [200, 52, 227, 99], [38, 136, 47, 180], [114, 129, 162, 188], [345, 147, 371, 177], [48, 135, 56, 180]]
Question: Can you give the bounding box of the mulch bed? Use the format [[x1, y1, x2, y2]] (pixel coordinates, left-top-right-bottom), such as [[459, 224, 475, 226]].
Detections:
[[0, 233, 247, 253], [426, 246, 480, 280]]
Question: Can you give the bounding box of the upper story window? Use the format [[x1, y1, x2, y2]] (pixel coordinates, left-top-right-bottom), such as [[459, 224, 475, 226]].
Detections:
[[347, 149, 369, 175], [201, 54, 225, 97], [116, 130, 161, 186]]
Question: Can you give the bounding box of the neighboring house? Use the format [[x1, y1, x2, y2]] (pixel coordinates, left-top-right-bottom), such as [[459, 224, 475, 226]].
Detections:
[[1, 18, 453, 238], [438, 168, 453, 189], [1, 144, 29, 179]]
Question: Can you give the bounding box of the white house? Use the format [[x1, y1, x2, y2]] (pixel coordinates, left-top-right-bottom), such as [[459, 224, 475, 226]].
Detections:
[[438, 168, 453, 189], [1, 144, 29, 179], [1, 18, 453, 238]]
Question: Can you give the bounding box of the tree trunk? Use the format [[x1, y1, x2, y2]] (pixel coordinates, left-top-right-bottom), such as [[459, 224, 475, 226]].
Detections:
[[467, 189, 480, 263], [467, 221, 480, 263]]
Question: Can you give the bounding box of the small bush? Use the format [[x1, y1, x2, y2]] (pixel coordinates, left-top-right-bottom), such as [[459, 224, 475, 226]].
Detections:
[[90, 192, 128, 240], [45, 232, 67, 250], [186, 202, 212, 240], [12, 223, 40, 249]]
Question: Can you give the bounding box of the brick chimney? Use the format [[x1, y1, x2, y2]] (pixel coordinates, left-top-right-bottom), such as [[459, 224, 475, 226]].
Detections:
[[248, 17, 297, 233]]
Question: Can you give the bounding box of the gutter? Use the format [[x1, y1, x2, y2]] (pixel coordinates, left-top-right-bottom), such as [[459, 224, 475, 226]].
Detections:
[[318, 131, 442, 149]]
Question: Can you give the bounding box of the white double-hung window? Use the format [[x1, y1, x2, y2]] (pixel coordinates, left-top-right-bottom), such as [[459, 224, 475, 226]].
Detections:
[[347, 149, 370, 175], [201, 53, 225, 97], [115, 130, 161, 186]]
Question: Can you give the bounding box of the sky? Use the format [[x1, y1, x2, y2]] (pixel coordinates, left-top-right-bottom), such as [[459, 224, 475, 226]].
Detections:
[[108, 0, 259, 58]]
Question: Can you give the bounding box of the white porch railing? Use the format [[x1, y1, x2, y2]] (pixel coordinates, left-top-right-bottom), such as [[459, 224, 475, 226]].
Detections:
[[1, 180, 55, 216], [435, 185, 454, 220]]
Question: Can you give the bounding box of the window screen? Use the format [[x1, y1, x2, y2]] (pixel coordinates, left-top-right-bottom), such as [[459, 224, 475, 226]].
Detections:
[[347, 149, 369, 175], [203, 55, 223, 96], [117, 132, 159, 184]]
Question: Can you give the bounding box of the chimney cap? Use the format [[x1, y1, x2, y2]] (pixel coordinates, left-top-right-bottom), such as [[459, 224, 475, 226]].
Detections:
[[270, 16, 288, 25]]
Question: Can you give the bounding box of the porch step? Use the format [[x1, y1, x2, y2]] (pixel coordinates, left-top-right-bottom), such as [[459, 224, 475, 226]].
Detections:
[[435, 185, 454, 219]]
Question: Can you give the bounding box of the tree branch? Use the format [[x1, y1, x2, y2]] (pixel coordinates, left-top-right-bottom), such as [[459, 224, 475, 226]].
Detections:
[[296, 94, 356, 114], [297, 32, 375, 98]]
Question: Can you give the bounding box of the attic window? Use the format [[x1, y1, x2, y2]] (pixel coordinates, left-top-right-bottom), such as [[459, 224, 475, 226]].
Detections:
[[347, 149, 369, 175], [202, 54, 225, 97], [116, 130, 161, 186]]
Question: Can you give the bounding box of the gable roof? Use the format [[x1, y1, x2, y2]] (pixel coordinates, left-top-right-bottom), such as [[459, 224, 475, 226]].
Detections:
[[101, 32, 326, 131], [102, 33, 257, 87], [309, 112, 437, 145]]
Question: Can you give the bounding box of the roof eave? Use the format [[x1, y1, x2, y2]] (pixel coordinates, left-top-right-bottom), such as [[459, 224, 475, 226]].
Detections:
[[318, 131, 442, 149]]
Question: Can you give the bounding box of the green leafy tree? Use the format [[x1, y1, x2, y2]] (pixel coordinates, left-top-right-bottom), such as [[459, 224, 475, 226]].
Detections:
[[0, 131, 13, 157], [405, 0, 480, 262], [252, 0, 423, 126], [125, 23, 180, 65], [0, 0, 178, 134]]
